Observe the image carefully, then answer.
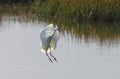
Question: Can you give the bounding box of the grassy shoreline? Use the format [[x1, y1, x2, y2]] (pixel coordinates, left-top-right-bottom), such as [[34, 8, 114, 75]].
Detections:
[[0, 3, 120, 43], [32, 0, 120, 23], [0, 0, 120, 24]]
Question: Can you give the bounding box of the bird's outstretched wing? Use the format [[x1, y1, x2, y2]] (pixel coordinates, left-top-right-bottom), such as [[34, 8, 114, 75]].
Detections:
[[40, 24, 60, 53], [40, 24, 55, 41]]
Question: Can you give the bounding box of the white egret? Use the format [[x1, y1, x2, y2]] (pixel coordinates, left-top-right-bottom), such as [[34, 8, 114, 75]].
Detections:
[[40, 24, 60, 62]]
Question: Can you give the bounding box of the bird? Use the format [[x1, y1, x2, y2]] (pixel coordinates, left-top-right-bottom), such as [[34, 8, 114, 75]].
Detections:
[[40, 24, 60, 62]]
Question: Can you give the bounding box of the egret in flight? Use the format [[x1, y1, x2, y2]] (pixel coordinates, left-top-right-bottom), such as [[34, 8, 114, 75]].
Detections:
[[40, 24, 60, 62]]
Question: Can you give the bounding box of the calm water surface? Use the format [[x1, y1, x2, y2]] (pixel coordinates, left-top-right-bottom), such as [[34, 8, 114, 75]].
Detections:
[[0, 16, 120, 79]]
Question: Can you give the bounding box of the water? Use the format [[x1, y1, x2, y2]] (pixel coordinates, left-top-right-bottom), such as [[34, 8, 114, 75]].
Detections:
[[0, 16, 120, 79]]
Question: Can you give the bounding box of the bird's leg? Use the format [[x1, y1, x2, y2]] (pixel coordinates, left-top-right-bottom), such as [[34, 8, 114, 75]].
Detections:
[[50, 52, 57, 62], [46, 53, 53, 62], [50, 46, 57, 62], [45, 51, 53, 62]]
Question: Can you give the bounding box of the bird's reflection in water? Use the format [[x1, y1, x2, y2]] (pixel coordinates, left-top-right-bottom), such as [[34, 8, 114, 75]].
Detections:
[[40, 24, 60, 62]]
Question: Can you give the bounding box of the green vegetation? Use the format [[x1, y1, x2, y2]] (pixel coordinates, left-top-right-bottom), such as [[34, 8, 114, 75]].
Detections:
[[33, 0, 120, 23], [0, 0, 120, 23], [0, 3, 120, 44]]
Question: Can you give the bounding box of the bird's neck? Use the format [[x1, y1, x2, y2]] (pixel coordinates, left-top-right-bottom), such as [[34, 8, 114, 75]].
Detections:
[[52, 29, 56, 37]]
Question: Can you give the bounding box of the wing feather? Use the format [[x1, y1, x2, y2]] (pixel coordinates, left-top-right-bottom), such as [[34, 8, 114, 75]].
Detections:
[[40, 24, 60, 53]]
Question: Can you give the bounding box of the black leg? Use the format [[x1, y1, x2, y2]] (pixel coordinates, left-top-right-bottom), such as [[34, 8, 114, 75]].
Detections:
[[50, 52, 57, 62], [46, 51, 53, 62], [49, 45, 57, 62]]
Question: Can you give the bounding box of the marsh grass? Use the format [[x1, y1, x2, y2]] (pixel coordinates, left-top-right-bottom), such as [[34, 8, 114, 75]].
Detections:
[[0, 3, 38, 22], [33, 0, 120, 23], [0, 3, 120, 44]]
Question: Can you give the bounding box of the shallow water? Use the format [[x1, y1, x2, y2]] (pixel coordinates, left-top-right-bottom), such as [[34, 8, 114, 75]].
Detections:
[[0, 16, 120, 79]]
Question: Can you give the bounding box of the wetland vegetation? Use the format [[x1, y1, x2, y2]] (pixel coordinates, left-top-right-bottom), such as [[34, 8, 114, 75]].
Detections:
[[0, 0, 120, 45], [33, 0, 120, 23]]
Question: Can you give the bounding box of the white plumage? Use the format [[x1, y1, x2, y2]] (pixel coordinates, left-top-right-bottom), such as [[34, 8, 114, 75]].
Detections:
[[40, 24, 60, 62]]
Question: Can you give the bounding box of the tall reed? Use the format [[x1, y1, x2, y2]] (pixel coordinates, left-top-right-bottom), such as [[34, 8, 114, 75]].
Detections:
[[33, 0, 120, 23]]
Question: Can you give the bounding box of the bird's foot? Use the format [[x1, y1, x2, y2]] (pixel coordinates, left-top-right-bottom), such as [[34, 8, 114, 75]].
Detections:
[[49, 58, 53, 62]]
